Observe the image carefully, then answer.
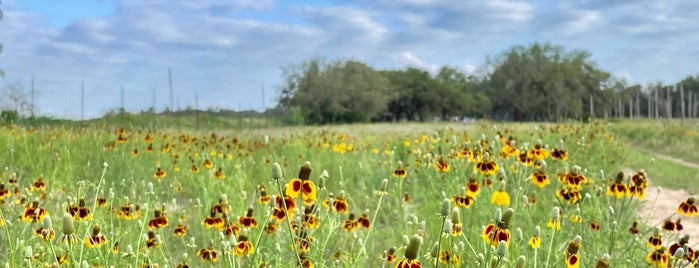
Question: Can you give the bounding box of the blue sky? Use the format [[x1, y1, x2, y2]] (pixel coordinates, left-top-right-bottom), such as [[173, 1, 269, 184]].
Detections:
[[1, 0, 698, 119]]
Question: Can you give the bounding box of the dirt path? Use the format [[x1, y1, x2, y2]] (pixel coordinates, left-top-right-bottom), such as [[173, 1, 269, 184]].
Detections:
[[651, 152, 699, 170], [634, 152, 699, 241]]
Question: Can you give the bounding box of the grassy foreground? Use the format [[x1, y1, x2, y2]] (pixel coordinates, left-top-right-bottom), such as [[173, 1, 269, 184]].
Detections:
[[0, 120, 696, 267]]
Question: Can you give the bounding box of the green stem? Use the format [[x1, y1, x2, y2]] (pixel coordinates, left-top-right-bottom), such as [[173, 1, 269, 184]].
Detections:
[[133, 194, 152, 267], [435, 217, 447, 268], [357, 194, 384, 261], [544, 228, 556, 268], [274, 179, 303, 267], [0, 209, 14, 267]]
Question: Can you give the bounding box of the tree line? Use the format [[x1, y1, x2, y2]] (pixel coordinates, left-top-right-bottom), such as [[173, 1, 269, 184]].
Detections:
[[276, 42, 699, 123]]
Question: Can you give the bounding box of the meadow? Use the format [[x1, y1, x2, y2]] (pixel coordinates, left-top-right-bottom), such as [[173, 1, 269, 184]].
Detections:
[[0, 119, 697, 268]]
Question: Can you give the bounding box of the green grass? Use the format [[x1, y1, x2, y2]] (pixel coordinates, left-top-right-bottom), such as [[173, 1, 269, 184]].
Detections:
[[0, 120, 695, 268]]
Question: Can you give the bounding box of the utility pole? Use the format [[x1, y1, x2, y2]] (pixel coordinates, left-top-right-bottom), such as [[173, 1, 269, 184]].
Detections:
[[30, 76, 35, 119], [168, 68, 174, 113], [81, 80, 85, 122], [195, 93, 200, 130], [680, 82, 685, 120], [120, 85, 124, 125], [589, 94, 594, 118]]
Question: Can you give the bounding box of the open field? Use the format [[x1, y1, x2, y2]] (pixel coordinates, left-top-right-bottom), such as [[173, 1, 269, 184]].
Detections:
[[0, 120, 697, 267]]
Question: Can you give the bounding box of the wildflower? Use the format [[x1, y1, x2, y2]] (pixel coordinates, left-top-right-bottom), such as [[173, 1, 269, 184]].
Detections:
[[197, 240, 219, 262], [342, 213, 359, 232], [668, 235, 697, 264], [329, 191, 349, 214], [210, 195, 232, 215], [258, 185, 271, 204], [200, 211, 224, 229], [646, 247, 669, 267], [500, 139, 519, 158], [95, 196, 108, 207], [147, 209, 169, 229], [84, 224, 108, 248], [202, 159, 214, 169], [30, 176, 47, 192], [528, 226, 541, 249], [606, 171, 627, 198], [220, 217, 241, 238], [395, 234, 422, 268], [595, 254, 610, 268], [435, 157, 450, 172], [382, 247, 397, 263], [564, 235, 582, 268], [60, 213, 78, 244], [174, 224, 188, 236], [357, 210, 371, 229], [264, 222, 278, 234], [117, 201, 142, 220], [466, 175, 480, 197], [377, 178, 389, 196], [393, 161, 407, 179], [285, 162, 318, 205], [530, 161, 550, 188], [647, 229, 662, 249], [438, 249, 460, 266], [557, 187, 581, 204], [623, 221, 637, 235], [562, 166, 586, 189], [491, 181, 510, 206], [527, 141, 549, 161], [0, 183, 11, 201], [68, 198, 92, 221], [589, 221, 600, 231], [517, 151, 533, 166], [213, 167, 225, 179], [475, 153, 499, 175], [35, 216, 56, 242], [153, 167, 167, 179], [234, 230, 254, 256], [238, 207, 258, 228], [276, 194, 297, 214], [662, 219, 677, 232], [628, 170, 648, 199], [146, 230, 160, 249], [677, 197, 699, 216], [451, 208, 462, 236], [482, 208, 513, 247], [547, 207, 561, 230], [451, 186, 475, 208], [21, 200, 49, 223]]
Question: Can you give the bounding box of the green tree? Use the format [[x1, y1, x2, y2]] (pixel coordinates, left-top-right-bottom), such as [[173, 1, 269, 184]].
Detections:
[[382, 67, 437, 121], [280, 59, 391, 124], [486, 43, 610, 121]]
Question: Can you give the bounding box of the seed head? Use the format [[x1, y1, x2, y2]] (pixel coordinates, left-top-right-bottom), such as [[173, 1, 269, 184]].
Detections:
[[404, 234, 423, 260], [272, 162, 283, 181]]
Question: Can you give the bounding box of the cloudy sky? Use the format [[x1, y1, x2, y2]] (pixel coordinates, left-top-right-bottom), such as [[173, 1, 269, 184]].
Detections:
[[1, 0, 697, 119]]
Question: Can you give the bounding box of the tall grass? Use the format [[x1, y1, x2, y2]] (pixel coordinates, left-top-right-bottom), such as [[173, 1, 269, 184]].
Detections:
[[0, 121, 695, 267]]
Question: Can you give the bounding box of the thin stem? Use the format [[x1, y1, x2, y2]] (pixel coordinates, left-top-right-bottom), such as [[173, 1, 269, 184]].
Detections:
[[0, 209, 15, 267], [357, 194, 385, 260], [274, 179, 303, 267], [544, 228, 556, 268], [435, 217, 447, 268]]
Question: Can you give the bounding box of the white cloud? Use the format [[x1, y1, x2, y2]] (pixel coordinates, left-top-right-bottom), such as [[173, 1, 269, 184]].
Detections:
[[1, 0, 699, 117]]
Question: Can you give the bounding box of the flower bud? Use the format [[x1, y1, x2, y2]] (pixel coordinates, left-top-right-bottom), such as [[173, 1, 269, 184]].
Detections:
[[272, 162, 283, 181], [440, 198, 450, 218], [404, 234, 423, 260]]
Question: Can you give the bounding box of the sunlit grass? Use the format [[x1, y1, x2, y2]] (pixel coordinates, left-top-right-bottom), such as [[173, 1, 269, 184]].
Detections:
[[0, 120, 696, 267]]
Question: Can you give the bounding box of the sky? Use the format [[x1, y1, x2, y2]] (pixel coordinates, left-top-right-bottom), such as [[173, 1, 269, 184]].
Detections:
[[1, 0, 698, 119]]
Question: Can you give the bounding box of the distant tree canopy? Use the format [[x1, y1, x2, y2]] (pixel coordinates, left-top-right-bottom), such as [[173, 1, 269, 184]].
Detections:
[[278, 43, 636, 123]]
